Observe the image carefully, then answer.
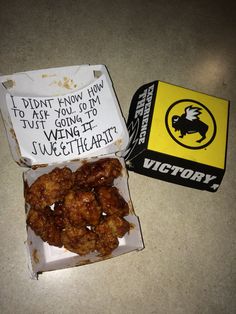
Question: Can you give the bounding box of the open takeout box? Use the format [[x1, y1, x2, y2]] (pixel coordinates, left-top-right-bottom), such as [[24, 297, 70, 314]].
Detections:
[[0, 65, 144, 278]]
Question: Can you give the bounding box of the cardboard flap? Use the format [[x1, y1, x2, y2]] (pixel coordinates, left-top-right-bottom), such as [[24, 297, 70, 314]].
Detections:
[[1, 65, 101, 96]]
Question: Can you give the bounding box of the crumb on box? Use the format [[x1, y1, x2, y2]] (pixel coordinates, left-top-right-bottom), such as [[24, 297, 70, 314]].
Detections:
[[49, 77, 76, 90], [3, 79, 15, 89], [41, 74, 56, 78], [33, 249, 40, 264]]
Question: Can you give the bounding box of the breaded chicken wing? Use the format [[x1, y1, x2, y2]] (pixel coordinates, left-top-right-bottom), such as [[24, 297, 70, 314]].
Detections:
[[25, 167, 74, 209], [26, 207, 62, 247], [95, 215, 130, 238], [74, 158, 122, 188], [63, 190, 101, 227], [95, 232, 119, 256], [96, 186, 129, 217], [61, 225, 97, 255]]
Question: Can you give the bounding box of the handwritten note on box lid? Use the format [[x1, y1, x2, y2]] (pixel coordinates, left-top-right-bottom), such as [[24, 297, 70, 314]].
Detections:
[[1, 65, 129, 166]]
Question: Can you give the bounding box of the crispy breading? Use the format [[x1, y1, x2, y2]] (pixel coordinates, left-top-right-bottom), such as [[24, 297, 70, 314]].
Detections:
[[74, 158, 122, 188], [26, 207, 62, 247], [94, 214, 130, 256], [96, 186, 129, 217], [25, 167, 74, 209], [63, 190, 101, 227], [95, 215, 130, 238], [61, 226, 97, 255], [53, 200, 66, 230], [95, 232, 119, 256]]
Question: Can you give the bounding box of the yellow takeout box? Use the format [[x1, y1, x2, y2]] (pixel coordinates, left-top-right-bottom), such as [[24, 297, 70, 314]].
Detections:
[[124, 81, 229, 192]]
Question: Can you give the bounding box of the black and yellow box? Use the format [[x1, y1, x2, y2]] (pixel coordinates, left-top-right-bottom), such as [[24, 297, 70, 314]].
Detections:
[[124, 81, 229, 192]]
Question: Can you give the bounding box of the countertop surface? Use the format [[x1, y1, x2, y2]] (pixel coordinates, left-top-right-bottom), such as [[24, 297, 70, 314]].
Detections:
[[0, 1, 235, 313]]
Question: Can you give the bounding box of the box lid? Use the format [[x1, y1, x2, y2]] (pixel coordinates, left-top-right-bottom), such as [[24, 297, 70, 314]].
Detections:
[[0, 65, 129, 166]]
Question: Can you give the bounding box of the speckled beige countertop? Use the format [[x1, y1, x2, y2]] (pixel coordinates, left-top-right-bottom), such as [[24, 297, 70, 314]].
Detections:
[[0, 1, 235, 313]]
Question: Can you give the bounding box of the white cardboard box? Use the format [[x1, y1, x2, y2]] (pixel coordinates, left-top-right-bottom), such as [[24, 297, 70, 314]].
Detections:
[[0, 65, 144, 278]]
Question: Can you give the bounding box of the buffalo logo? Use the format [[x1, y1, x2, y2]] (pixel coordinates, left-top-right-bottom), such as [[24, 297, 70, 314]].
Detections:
[[172, 106, 208, 143], [165, 99, 216, 149]]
